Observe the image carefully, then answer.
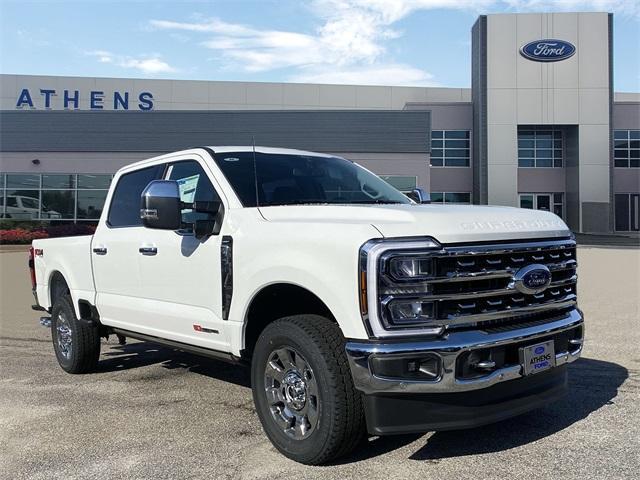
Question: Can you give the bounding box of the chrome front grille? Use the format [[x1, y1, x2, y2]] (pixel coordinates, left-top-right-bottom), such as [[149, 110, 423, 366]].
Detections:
[[422, 239, 577, 327]]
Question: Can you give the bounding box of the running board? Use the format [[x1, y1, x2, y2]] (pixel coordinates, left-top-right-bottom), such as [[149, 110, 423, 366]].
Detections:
[[111, 328, 244, 365]]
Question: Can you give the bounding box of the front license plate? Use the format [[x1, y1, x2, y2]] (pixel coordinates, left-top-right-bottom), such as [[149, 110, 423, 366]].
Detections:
[[520, 340, 556, 376]]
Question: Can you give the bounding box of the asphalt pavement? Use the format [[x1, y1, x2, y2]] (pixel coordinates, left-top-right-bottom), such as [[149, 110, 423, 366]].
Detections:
[[1, 246, 638, 479]]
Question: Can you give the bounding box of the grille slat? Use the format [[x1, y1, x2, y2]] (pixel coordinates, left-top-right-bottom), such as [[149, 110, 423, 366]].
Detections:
[[426, 276, 576, 301], [427, 258, 576, 283], [424, 239, 577, 328]]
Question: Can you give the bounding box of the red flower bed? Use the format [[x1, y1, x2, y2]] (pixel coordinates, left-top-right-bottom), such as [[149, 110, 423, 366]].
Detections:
[[45, 223, 97, 238], [0, 224, 97, 244], [0, 228, 49, 244]]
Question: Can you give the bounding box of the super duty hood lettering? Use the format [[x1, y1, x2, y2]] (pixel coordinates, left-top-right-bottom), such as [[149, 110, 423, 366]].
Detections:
[[259, 204, 571, 243]]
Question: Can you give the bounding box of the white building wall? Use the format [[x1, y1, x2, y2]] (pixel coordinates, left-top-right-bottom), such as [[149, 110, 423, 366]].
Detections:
[[0, 74, 471, 111], [484, 12, 611, 232]]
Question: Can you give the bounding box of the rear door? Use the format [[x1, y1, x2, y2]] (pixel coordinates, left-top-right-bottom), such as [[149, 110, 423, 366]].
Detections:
[[135, 155, 229, 351], [92, 164, 165, 329]]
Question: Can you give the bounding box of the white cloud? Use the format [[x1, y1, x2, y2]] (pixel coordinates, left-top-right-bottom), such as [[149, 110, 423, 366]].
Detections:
[[148, 0, 639, 85], [149, 7, 437, 85], [292, 63, 439, 86], [86, 50, 176, 74]]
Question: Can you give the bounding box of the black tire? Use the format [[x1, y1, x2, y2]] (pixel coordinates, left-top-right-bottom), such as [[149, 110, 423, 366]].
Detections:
[[251, 315, 365, 465], [51, 294, 100, 374]]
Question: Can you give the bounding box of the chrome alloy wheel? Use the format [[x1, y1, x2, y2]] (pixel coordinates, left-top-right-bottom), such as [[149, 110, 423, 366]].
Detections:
[[264, 347, 319, 439], [55, 311, 73, 360]]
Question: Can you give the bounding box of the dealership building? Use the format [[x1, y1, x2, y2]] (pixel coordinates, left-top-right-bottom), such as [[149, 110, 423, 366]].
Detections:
[[1, 11, 638, 232]]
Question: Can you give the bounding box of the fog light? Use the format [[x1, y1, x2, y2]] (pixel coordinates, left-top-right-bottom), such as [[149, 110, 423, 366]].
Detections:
[[385, 298, 435, 326], [370, 354, 441, 381], [417, 357, 440, 379]]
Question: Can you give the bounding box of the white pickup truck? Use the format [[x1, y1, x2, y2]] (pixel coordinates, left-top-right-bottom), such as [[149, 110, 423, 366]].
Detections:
[[29, 147, 584, 464]]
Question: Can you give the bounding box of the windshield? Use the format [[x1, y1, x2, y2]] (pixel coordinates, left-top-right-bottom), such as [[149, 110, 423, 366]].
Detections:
[[213, 152, 411, 207]]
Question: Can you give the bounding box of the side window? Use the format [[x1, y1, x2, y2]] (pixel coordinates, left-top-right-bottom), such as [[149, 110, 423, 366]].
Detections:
[[107, 164, 165, 227], [167, 160, 221, 225]]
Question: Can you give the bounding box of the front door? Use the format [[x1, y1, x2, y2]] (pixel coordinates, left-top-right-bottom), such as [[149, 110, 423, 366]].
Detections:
[[536, 194, 551, 212], [136, 156, 229, 351], [616, 193, 640, 231], [519, 193, 564, 219]]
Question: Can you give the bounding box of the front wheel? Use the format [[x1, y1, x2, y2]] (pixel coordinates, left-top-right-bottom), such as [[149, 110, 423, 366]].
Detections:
[[51, 294, 100, 373], [251, 315, 365, 465]]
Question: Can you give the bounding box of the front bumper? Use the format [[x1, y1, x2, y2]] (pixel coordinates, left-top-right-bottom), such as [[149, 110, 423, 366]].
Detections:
[[345, 308, 583, 434]]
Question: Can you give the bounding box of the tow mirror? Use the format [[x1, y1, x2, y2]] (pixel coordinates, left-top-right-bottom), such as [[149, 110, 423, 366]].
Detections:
[[193, 201, 225, 238], [407, 187, 431, 204], [140, 180, 182, 230]]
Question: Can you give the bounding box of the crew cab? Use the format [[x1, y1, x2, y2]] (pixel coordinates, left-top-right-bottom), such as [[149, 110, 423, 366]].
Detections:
[[29, 147, 584, 464]]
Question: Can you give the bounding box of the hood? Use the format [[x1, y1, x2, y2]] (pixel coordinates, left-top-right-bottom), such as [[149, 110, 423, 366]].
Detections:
[[258, 203, 571, 244]]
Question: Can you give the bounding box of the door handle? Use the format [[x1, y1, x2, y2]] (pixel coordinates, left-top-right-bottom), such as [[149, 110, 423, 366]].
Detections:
[[93, 247, 107, 255], [139, 246, 158, 256]]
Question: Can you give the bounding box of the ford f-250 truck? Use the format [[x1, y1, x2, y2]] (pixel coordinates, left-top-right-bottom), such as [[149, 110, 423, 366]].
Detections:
[[29, 147, 584, 464]]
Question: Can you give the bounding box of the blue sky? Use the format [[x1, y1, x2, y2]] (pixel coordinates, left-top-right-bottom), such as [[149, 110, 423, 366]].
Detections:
[[1, 0, 639, 91]]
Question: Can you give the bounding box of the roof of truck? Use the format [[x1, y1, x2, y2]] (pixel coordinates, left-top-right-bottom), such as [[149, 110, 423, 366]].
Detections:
[[204, 146, 335, 158], [116, 146, 340, 175]]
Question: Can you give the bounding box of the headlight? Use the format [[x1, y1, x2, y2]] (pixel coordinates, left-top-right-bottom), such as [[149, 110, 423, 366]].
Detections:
[[387, 256, 433, 281], [359, 238, 443, 337]]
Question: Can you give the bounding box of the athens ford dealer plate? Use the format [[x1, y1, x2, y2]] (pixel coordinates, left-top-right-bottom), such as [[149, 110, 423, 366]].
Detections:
[[520, 340, 556, 376]]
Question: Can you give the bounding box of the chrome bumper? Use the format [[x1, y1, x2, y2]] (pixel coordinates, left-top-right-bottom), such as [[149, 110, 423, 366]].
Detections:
[[345, 308, 584, 394]]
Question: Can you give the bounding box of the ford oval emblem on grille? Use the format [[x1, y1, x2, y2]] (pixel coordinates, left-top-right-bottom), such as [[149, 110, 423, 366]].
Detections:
[[511, 264, 552, 295]]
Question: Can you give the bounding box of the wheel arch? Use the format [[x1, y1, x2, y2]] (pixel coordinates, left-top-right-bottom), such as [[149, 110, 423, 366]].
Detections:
[[242, 282, 337, 358], [48, 270, 70, 307], [47, 270, 94, 320]]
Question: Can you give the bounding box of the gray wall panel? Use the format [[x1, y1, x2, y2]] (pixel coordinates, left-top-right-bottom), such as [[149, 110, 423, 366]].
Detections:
[[564, 126, 580, 231], [430, 168, 473, 192], [0, 110, 430, 154], [613, 169, 640, 193], [518, 168, 566, 193], [403, 103, 472, 130], [471, 16, 488, 205], [582, 202, 610, 233], [613, 102, 640, 129]]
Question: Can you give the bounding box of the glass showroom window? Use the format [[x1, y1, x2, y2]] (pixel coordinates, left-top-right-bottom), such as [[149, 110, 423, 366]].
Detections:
[[519, 193, 564, 218], [2, 173, 41, 220], [614, 130, 640, 168], [431, 131, 470, 167], [518, 129, 563, 167], [380, 175, 417, 193], [0, 173, 112, 221], [430, 192, 471, 204]]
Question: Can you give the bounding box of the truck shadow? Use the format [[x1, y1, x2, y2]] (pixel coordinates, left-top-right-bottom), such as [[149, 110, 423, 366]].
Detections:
[[98, 340, 251, 388], [335, 357, 628, 464], [97, 345, 627, 463]]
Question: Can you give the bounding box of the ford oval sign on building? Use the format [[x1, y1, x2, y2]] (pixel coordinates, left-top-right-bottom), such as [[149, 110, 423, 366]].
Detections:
[[520, 39, 576, 62]]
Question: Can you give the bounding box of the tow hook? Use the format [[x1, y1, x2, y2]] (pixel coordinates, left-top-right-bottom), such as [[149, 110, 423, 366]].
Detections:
[[39, 317, 51, 328]]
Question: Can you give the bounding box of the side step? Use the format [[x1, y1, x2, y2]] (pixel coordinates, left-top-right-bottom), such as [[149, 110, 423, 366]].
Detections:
[[39, 317, 51, 328], [111, 328, 245, 365]]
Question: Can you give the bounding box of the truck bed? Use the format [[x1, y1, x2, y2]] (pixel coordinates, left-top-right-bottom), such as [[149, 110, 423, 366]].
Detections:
[[33, 235, 96, 315]]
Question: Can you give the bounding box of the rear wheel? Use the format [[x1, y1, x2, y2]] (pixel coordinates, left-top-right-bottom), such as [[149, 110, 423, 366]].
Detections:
[[251, 315, 365, 465], [51, 294, 100, 373]]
